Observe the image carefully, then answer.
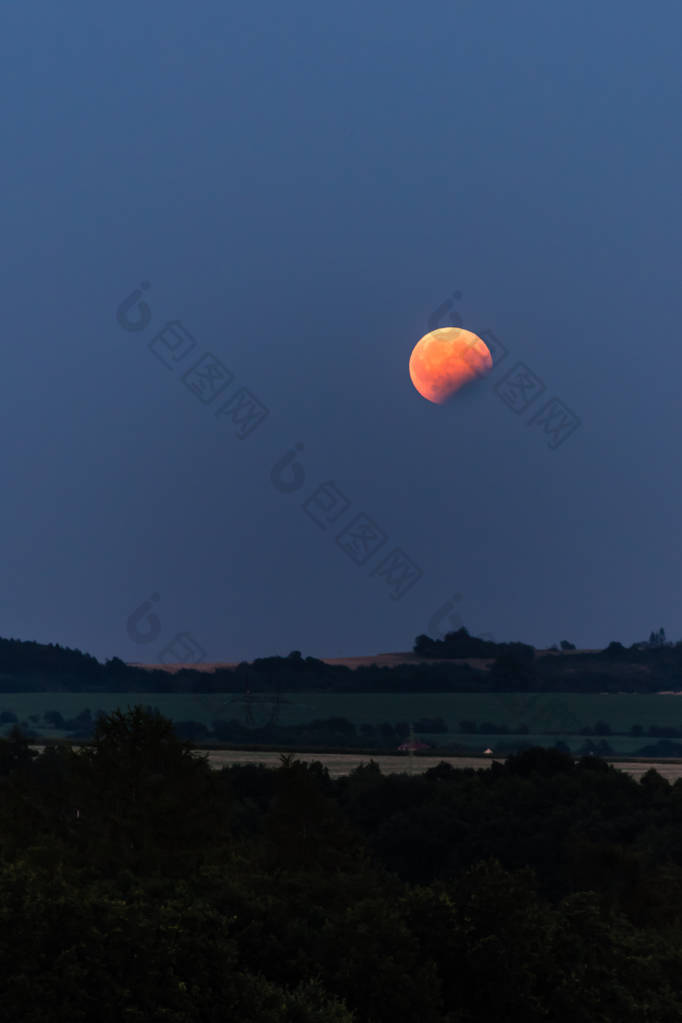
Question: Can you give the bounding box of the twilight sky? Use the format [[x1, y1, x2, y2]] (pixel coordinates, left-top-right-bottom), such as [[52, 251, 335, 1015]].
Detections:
[[2, 1, 682, 664]]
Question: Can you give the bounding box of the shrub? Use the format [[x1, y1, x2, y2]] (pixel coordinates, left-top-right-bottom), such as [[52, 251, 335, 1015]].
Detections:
[[173, 720, 210, 741]]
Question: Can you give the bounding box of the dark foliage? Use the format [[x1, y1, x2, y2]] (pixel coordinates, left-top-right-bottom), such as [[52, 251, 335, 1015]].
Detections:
[[3, 708, 682, 1020], [5, 629, 682, 701]]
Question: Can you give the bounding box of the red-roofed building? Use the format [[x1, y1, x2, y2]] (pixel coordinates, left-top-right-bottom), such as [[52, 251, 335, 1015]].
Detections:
[[398, 739, 431, 752]]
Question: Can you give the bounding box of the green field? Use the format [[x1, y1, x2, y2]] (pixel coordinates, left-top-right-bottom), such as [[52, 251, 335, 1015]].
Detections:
[[4, 691, 682, 750]]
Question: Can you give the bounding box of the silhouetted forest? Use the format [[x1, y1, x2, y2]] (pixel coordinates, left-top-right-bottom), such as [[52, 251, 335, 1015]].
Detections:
[[3, 628, 682, 694], [3, 707, 682, 1020]]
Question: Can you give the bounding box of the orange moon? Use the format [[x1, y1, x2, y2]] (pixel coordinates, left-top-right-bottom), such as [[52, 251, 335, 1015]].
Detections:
[[409, 327, 493, 404]]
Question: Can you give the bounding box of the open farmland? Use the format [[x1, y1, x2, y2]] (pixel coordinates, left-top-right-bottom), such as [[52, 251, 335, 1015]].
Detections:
[[25, 745, 682, 782], [186, 749, 682, 782], [7, 690, 682, 754], [5, 689, 682, 732]]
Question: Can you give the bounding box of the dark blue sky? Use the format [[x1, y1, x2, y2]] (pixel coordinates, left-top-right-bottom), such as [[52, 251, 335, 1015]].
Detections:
[[3, 2, 682, 663]]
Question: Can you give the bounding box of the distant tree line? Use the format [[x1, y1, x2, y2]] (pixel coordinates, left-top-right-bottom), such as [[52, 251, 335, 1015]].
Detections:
[[414, 628, 535, 661], [5, 628, 682, 695], [12, 702, 682, 759], [1, 707, 451, 748]]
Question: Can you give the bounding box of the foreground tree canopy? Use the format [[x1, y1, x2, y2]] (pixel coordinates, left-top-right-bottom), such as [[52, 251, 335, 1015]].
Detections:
[[2, 708, 682, 1020]]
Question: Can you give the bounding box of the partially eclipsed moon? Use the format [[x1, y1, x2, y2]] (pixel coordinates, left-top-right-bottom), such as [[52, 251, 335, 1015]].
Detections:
[[409, 327, 493, 404]]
